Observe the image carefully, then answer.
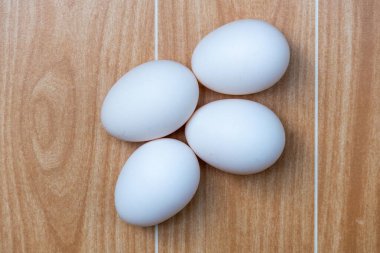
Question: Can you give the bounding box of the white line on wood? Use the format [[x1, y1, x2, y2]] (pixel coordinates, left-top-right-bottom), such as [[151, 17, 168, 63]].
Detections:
[[154, 0, 159, 252], [314, 0, 319, 252]]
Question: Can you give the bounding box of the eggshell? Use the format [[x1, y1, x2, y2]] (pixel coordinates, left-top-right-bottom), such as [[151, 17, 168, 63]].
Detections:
[[114, 138, 200, 226], [101, 60, 199, 142], [192, 19, 290, 95], [185, 99, 285, 175]]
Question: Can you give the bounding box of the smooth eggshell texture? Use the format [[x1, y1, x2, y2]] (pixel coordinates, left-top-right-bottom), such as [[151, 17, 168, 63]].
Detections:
[[115, 138, 200, 226], [192, 19, 290, 95], [185, 99, 285, 175], [101, 60, 199, 142]]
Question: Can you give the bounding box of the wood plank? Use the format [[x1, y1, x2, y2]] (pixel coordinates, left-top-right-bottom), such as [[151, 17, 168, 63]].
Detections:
[[158, 0, 315, 252], [0, 1, 154, 252], [319, 0, 380, 252]]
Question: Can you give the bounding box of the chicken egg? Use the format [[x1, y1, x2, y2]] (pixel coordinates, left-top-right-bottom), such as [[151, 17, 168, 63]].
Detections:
[[114, 138, 200, 226], [101, 60, 199, 142], [185, 99, 285, 175], [192, 19, 290, 95]]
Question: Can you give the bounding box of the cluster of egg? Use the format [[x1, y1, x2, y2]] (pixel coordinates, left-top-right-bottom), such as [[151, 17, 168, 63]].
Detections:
[[101, 20, 290, 227]]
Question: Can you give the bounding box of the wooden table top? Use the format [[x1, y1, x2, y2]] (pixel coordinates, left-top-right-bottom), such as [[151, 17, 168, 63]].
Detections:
[[1, 0, 379, 252]]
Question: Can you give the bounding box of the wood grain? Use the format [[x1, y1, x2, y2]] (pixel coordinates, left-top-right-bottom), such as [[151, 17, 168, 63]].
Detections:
[[4, 0, 378, 252], [0, 1, 154, 252], [158, 0, 315, 252], [319, 0, 380, 252]]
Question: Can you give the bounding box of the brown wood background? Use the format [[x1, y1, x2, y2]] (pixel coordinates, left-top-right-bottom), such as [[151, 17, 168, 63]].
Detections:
[[0, 1, 155, 252], [0, 0, 378, 252], [159, 0, 314, 252], [319, 0, 380, 252]]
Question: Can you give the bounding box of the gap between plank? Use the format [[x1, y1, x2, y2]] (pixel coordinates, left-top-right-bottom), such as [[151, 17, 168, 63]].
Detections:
[[314, 0, 319, 252], [154, 0, 159, 252], [154, 0, 158, 61]]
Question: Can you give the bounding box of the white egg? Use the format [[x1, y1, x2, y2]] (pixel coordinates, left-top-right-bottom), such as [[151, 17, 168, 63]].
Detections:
[[192, 19, 290, 95], [114, 138, 200, 226], [101, 60, 199, 142], [185, 99, 285, 175]]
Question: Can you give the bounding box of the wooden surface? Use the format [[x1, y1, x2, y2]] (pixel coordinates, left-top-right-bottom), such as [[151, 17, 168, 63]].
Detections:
[[1, 0, 379, 252], [319, 0, 380, 252], [0, 1, 154, 252], [159, 0, 315, 252]]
